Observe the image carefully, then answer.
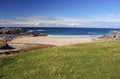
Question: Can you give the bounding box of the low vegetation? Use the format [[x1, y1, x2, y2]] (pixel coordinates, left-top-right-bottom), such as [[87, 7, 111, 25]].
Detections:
[[0, 42, 6, 48], [0, 41, 120, 79]]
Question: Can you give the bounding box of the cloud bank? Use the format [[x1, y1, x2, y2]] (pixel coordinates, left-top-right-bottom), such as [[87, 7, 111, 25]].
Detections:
[[0, 15, 120, 28]]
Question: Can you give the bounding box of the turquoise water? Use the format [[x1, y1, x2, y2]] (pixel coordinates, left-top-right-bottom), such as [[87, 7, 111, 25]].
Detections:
[[24, 27, 119, 37], [0, 27, 119, 37]]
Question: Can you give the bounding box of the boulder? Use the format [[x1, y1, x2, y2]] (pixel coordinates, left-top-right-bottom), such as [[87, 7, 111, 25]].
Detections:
[[100, 34, 120, 40], [32, 33, 47, 36], [0, 27, 27, 34]]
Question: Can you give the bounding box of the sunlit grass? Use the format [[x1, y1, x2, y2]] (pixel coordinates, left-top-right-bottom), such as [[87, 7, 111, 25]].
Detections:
[[0, 41, 120, 79]]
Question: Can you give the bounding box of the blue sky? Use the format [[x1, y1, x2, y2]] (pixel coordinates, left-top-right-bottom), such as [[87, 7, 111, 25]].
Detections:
[[0, 0, 120, 28]]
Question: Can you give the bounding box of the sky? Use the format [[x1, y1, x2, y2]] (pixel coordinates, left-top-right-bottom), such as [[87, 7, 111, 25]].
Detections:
[[0, 0, 120, 28]]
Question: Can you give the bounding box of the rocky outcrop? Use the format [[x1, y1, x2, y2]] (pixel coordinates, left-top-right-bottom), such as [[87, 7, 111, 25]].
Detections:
[[21, 33, 47, 37], [100, 34, 120, 40], [99, 29, 120, 40], [30, 33, 47, 36], [0, 27, 27, 42], [0, 27, 47, 42], [0, 27, 27, 34], [0, 34, 16, 42]]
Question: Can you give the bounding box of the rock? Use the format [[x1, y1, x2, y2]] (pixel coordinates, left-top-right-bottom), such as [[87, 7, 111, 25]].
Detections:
[[0, 34, 16, 42], [21, 33, 47, 37], [0, 27, 27, 34], [0, 43, 14, 50], [32, 33, 47, 36], [0, 27, 27, 41], [100, 34, 120, 40]]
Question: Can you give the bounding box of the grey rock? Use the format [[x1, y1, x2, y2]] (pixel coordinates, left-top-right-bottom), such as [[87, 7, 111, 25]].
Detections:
[[0, 27, 27, 34], [22, 33, 47, 37], [100, 34, 120, 40]]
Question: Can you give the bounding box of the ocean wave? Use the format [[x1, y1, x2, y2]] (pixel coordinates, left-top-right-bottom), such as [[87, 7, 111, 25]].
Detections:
[[87, 32, 96, 35], [28, 30, 34, 32], [109, 30, 120, 34], [26, 29, 45, 33], [37, 29, 45, 31]]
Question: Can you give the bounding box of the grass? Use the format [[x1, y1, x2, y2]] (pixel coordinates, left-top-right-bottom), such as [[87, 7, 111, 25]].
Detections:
[[0, 41, 120, 79], [0, 42, 6, 48]]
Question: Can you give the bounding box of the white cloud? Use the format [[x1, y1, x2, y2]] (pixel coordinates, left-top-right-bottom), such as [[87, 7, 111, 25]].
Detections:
[[0, 15, 120, 28]]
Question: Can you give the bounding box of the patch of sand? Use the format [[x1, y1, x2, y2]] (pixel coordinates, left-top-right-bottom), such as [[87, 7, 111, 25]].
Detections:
[[9, 36, 96, 46]]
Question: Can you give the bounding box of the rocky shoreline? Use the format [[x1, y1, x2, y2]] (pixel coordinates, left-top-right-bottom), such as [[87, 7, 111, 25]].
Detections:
[[0, 27, 50, 57], [0, 27, 47, 42], [99, 30, 120, 40]]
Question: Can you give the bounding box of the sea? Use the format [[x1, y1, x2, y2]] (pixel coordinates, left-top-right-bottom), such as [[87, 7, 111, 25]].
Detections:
[[23, 27, 119, 37], [0, 27, 119, 37]]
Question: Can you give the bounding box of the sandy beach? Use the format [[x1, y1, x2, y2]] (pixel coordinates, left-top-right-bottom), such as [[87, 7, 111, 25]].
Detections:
[[9, 36, 96, 46]]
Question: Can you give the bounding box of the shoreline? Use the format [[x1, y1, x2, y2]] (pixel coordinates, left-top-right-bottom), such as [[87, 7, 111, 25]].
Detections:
[[47, 35, 103, 38], [9, 36, 97, 46]]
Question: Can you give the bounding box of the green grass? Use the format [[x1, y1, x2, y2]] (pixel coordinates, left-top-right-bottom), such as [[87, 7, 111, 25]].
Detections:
[[0, 42, 6, 48], [0, 41, 120, 79]]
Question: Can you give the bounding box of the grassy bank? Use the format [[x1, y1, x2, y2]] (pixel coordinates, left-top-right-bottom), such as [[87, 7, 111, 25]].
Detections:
[[0, 42, 6, 48], [0, 41, 120, 79]]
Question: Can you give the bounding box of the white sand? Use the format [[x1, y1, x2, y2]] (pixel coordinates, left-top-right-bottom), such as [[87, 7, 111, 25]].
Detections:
[[9, 36, 96, 46]]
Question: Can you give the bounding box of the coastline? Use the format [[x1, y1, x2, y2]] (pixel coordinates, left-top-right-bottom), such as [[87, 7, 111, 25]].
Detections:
[[1, 27, 117, 56], [9, 36, 96, 46], [48, 35, 103, 38]]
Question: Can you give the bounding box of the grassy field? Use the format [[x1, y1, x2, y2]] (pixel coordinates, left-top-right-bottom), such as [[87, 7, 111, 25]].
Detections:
[[0, 41, 120, 79]]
